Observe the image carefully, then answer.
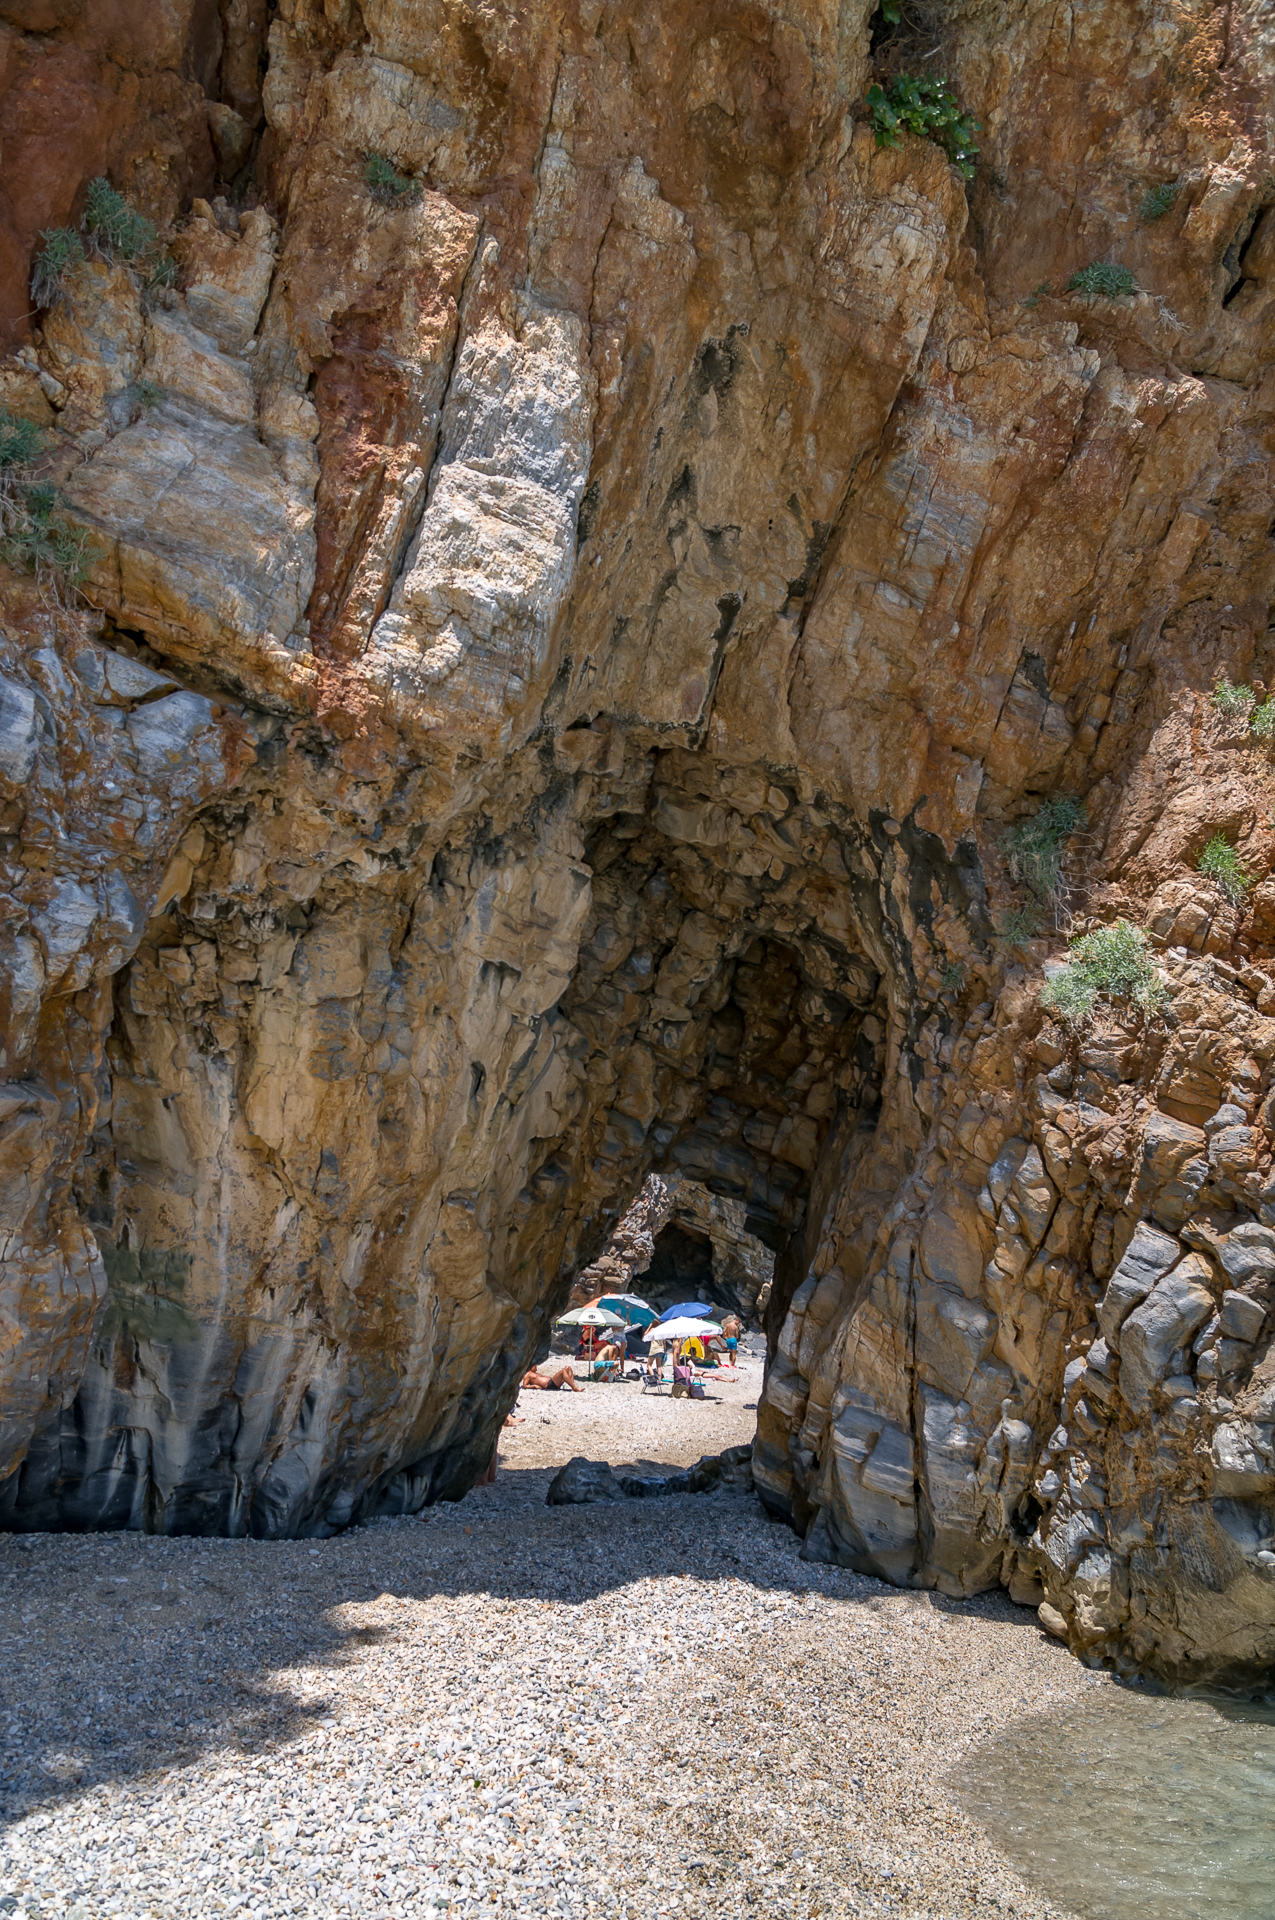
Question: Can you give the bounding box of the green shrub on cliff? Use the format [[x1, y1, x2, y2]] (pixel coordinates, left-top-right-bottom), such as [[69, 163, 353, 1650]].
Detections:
[[0, 410, 41, 472], [84, 178, 177, 289], [0, 482, 94, 599], [999, 903, 1042, 947], [1040, 920, 1166, 1030], [1140, 181, 1180, 222], [364, 152, 423, 206], [1197, 834, 1251, 904], [0, 411, 93, 598], [30, 180, 173, 308], [1067, 261, 1137, 298], [29, 226, 85, 308], [1212, 676, 1255, 718], [84, 177, 158, 262], [1250, 699, 1275, 741], [1004, 795, 1086, 909], [866, 74, 980, 181]]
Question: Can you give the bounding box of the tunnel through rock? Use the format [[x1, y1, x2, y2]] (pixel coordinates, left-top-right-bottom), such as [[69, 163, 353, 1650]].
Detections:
[[642, 1221, 717, 1316], [0, 726, 966, 1540]]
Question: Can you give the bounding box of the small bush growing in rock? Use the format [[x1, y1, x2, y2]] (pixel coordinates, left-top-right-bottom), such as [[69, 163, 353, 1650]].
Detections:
[[866, 74, 980, 180], [0, 410, 93, 597], [29, 225, 85, 308], [84, 177, 177, 289], [999, 903, 1042, 946], [1067, 261, 1137, 298], [1211, 676, 1255, 717], [1140, 181, 1180, 222], [84, 177, 158, 261], [1004, 795, 1085, 909], [1250, 699, 1275, 741], [1040, 919, 1165, 1030], [0, 410, 42, 472], [1197, 833, 1251, 904], [0, 482, 94, 599], [30, 180, 173, 308], [364, 152, 423, 206]]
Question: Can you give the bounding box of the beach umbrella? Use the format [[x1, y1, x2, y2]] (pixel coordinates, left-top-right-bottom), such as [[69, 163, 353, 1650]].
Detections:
[[645, 1316, 722, 1344], [656, 1301, 713, 1322], [597, 1293, 658, 1326], [556, 1305, 627, 1328]]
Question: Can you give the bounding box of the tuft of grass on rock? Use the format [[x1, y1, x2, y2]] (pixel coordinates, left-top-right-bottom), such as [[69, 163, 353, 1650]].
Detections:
[[1250, 699, 1275, 741], [0, 482, 95, 599], [84, 177, 157, 262], [0, 410, 42, 471], [31, 180, 174, 309], [1067, 260, 1137, 298], [1211, 676, 1255, 718], [364, 151, 423, 207], [1140, 181, 1180, 222], [999, 903, 1042, 947], [1004, 795, 1086, 909], [29, 226, 85, 309], [1197, 833, 1251, 905], [1040, 919, 1166, 1031]]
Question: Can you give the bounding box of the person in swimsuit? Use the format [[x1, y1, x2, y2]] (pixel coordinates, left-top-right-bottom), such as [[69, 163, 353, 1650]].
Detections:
[[521, 1364, 583, 1393]]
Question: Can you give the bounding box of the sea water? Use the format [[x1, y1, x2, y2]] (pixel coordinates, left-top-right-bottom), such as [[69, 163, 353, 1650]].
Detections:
[[950, 1684, 1275, 1919]]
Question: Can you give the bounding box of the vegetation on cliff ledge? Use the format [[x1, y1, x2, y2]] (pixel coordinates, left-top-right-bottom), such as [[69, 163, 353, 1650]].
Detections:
[[1040, 920, 1166, 1030], [364, 152, 423, 207], [1197, 834, 1251, 905], [29, 177, 175, 309], [866, 73, 980, 181], [1067, 261, 1138, 298], [0, 410, 93, 599]]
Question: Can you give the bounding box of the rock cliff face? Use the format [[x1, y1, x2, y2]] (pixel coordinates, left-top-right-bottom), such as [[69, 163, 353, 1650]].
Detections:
[[0, 0, 1273, 1683]]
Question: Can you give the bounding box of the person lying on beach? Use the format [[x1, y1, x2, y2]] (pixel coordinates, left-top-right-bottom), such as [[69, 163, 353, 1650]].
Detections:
[[521, 1364, 584, 1393]]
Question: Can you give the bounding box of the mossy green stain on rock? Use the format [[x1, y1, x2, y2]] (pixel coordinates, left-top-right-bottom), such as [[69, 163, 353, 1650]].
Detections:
[[97, 1245, 198, 1347]]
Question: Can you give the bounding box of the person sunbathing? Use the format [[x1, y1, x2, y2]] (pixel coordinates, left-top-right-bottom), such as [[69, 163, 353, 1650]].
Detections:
[[521, 1364, 583, 1393]]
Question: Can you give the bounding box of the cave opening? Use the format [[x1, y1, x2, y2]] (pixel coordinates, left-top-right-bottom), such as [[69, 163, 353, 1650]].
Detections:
[[642, 1219, 716, 1313]]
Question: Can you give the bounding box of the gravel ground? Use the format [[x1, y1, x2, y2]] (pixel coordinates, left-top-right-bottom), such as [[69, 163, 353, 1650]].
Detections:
[[0, 1365, 1099, 1920]]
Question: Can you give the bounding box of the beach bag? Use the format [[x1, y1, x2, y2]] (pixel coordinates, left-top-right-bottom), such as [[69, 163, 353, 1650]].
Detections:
[[688, 1380, 706, 1399]]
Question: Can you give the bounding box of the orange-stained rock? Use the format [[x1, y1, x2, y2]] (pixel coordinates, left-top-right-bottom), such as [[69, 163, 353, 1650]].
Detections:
[[0, 0, 1272, 1687]]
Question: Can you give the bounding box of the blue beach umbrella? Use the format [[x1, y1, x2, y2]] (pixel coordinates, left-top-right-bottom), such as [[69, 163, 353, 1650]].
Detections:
[[596, 1294, 658, 1327]]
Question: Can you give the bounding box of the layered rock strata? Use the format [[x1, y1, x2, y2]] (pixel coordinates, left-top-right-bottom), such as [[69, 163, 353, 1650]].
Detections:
[[0, 0, 1272, 1683]]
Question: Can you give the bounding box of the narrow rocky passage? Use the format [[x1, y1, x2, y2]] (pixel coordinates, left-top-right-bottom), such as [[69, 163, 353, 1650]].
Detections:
[[0, 1408, 1100, 1920]]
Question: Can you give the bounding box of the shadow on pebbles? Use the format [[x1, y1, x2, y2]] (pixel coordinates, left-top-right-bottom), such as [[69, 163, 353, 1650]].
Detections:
[[0, 1377, 1099, 1919]]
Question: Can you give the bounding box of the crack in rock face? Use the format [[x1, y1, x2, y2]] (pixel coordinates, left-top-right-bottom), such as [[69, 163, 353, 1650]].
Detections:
[[1, 0, 1274, 1688]]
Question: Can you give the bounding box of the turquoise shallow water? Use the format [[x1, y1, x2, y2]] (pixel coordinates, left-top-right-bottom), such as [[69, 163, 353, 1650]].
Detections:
[[950, 1686, 1275, 1919]]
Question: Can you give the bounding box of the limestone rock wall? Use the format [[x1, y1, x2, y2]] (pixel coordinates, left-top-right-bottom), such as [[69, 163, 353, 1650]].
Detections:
[[0, 0, 1272, 1682]]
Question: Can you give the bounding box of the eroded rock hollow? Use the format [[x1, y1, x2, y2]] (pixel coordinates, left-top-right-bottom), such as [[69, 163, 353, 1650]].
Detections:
[[1, 0, 1274, 1686]]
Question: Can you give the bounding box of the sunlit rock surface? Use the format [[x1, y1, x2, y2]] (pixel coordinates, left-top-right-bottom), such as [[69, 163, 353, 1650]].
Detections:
[[0, 0, 1273, 1683]]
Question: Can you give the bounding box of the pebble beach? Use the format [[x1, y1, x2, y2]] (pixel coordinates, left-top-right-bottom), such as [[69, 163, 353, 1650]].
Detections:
[[0, 1359, 1101, 1919]]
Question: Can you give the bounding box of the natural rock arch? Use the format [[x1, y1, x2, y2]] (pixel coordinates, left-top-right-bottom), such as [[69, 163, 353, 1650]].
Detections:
[[0, 0, 1272, 1688]]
